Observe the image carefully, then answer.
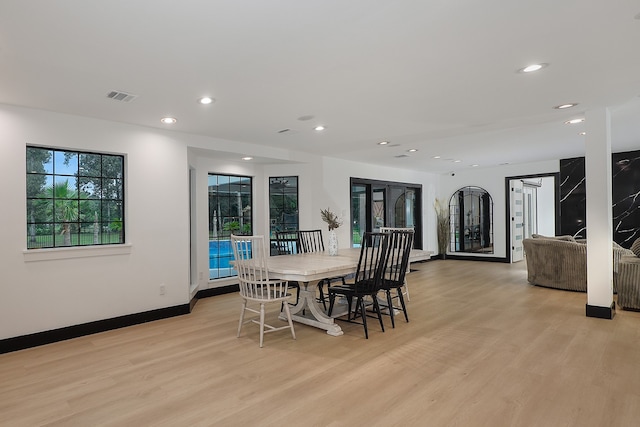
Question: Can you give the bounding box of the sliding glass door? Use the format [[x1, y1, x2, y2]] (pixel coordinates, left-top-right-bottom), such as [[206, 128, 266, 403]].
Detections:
[[350, 178, 422, 248]]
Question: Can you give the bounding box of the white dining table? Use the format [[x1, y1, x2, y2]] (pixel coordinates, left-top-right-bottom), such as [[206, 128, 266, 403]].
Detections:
[[269, 247, 432, 336]]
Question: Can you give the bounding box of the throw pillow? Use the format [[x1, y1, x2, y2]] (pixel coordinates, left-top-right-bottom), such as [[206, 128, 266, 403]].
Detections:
[[631, 238, 640, 257]]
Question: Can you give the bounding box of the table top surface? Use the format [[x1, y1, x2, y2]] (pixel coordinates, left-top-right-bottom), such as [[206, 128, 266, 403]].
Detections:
[[266, 248, 432, 282]]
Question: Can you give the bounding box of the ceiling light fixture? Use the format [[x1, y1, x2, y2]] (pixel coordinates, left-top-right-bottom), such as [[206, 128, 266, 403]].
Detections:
[[199, 97, 214, 105], [453, 159, 462, 163], [407, 148, 418, 152], [160, 117, 177, 124], [378, 141, 389, 145], [472, 164, 479, 167], [518, 63, 548, 73], [579, 132, 587, 136], [565, 118, 585, 125], [314, 125, 325, 131], [553, 103, 578, 109], [433, 155, 441, 159], [242, 156, 253, 161]]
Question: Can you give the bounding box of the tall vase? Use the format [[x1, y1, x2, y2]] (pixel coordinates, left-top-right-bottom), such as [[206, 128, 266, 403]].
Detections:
[[328, 230, 339, 256]]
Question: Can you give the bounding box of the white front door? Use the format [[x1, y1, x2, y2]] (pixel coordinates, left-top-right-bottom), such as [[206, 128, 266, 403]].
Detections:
[[510, 179, 525, 262]]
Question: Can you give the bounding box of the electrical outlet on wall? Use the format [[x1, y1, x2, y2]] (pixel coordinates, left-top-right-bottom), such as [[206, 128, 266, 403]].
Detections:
[[159, 284, 166, 295]]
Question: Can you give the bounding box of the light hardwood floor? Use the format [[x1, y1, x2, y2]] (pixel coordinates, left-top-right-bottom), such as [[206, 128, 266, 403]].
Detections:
[[2, 260, 640, 426]]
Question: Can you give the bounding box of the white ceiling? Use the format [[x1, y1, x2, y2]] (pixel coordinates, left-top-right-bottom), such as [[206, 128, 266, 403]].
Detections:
[[1, 0, 640, 173]]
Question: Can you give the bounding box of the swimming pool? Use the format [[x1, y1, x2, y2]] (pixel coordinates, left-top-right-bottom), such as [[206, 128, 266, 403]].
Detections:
[[209, 239, 236, 279]]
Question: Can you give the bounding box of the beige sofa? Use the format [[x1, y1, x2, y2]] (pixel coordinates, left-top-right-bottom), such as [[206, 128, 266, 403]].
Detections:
[[522, 235, 632, 292]]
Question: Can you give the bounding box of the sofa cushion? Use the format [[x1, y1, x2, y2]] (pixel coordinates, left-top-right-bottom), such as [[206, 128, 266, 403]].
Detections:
[[631, 238, 640, 257]]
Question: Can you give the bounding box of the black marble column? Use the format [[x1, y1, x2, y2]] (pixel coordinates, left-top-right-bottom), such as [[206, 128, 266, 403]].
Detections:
[[612, 151, 640, 246], [559, 149, 640, 248], [560, 157, 586, 239]]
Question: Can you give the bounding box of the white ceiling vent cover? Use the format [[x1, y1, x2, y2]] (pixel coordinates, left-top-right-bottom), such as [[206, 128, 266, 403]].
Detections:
[[107, 90, 138, 102]]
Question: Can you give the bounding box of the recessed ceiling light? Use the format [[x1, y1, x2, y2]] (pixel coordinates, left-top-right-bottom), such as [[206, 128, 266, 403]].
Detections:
[[471, 164, 479, 167], [579, 132, 587, 136], [199, 97, 214, 105], [378, 141, 389, 145], [553, 103, 578, 109], [407, 148, 418, 153], [518, 63, 548, 73], [160, 117, 177, 124], [314, 125, 325, 131], [565, 118, 585, 125], [453, 159, 462, 163], [241, 156, 253, 161], [433, 155, 441, 159]]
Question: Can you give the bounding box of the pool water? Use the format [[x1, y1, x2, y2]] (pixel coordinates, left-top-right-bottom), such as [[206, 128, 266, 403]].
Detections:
[[209, 239, 251, 279]]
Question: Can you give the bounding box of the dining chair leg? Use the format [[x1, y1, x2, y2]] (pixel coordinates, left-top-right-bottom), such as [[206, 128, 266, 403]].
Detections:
[[373, 297, 385, 332], [259, 303, 266, 348], [282, 301, 297, 340], [317, 280, 327, 311], [358, 297, 369, 339], [397, 288, 409, 322], [386, 290, 396, 328], [294, 282, 300, 305], [347, 297, 355, 321], [328, 293, 336, 316], [237, 299, 247, 337], [403, 280, 410, 302]]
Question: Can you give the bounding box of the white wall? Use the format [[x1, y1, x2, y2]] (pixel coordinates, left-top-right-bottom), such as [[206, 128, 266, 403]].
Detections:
[[0, 105, 191, 340], [536, 176, 556, 236], [439, 160, 559, 259]]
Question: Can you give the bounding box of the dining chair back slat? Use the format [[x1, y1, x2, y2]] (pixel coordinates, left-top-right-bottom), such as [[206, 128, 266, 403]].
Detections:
[[379, 226, 415, 301], [298, 229, 325, 253], [379, 230, 414, 327], [274, 231, 300, 255], [353, 232, 389, 292]]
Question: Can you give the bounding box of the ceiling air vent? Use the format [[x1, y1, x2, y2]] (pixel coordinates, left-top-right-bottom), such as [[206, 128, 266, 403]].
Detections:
[[107, 90, 138, 103], [395, 154, 409, 158]]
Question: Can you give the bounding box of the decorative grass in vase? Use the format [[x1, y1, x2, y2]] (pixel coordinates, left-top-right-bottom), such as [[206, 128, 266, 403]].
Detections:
[[434, 198, 450, 259]]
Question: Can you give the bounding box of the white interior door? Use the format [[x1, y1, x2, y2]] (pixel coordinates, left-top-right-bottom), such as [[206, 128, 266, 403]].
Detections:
[[510, 179, 525, 262]]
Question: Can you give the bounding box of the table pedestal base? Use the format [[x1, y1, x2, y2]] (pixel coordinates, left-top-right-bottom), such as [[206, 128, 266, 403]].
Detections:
[[279, 282, 345, 336]]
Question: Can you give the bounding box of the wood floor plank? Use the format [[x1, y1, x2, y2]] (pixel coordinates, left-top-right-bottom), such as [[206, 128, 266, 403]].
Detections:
[[2, 260, 640, 426]]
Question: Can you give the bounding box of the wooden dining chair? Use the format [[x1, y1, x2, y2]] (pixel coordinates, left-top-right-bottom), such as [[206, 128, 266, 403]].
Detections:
[[231, 234, 296, 348], [297, 229, 324, 253], [274, 231, 301, 305], [327, 232, 389, 339], [378, 229, 414, 328], [380, 226, 414, 301]]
